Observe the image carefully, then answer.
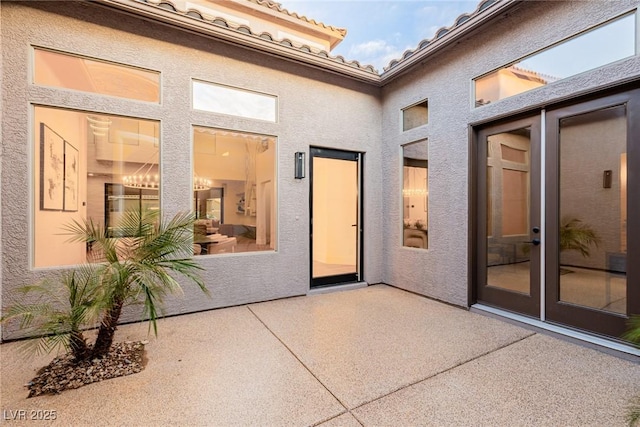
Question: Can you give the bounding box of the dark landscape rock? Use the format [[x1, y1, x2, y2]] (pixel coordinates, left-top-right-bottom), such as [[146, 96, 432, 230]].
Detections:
[[27, 341, 146, 398]]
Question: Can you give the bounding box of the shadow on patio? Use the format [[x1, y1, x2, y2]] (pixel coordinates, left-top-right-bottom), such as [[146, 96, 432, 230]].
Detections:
[[2, 284, 639, 426]]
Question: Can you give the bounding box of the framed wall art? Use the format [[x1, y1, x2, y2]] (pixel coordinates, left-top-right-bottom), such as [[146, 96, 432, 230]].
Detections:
[[63, 140, 79, 212], [40, 123, 64, 211]]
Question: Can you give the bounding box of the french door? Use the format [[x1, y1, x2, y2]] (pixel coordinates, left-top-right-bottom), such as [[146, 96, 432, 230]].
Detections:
[[476, 116, 541, 317], [475, 89, 640, 339], [310, 148, 362, 288]]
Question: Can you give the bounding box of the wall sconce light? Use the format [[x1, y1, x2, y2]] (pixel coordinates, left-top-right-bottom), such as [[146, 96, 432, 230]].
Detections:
[[294, 152, 305, 179], [603, 170, 612, 188]]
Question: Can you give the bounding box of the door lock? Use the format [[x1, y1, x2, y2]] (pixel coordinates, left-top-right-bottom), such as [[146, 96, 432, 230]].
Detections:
[[532, 226, 540, 234]]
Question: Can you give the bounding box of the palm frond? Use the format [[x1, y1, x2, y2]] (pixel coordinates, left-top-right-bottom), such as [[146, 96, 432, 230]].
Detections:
[[627, 395, 640, 426], [623, 316, 640, 346], [559, 217, 600, 258]]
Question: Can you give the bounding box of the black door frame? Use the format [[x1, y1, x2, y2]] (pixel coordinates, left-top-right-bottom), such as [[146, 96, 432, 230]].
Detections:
[[309, 147, 363, 288]]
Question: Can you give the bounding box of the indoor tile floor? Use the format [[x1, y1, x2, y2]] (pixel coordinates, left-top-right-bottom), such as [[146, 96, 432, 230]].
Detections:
[[1, 285, 639, 426]]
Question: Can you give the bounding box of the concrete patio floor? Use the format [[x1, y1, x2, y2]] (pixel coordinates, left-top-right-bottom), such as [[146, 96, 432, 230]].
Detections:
[[1, 284, 639, 426]]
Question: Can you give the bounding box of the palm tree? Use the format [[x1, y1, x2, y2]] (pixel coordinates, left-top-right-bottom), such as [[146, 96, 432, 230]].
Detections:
[[2, 210, 208, 361], [559, 216, 600, 257], [1, 267, 102, 361]]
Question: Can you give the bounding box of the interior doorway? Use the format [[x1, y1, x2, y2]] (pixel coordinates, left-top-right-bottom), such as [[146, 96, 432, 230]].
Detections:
[[310, 147, 362, 288], [473, 89, 640, 339]]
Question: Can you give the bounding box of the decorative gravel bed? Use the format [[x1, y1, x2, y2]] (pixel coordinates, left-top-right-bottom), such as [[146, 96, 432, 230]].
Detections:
[[27, 341, 146, 398]]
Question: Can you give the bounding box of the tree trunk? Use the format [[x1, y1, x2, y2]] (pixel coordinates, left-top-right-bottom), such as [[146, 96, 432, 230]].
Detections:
[[69, 330, 90, 362], [91, 298, 124, 358]]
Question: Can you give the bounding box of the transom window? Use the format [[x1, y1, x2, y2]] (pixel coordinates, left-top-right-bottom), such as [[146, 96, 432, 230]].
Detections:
[[33, 48, 160, 103], [402, 100, 428, 131], [192, 80, 277, 122], [474, 12, 636, 107]]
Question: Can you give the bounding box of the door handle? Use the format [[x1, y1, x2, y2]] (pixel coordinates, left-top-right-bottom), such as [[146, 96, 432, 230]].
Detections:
[[523, 238, 541, 246]]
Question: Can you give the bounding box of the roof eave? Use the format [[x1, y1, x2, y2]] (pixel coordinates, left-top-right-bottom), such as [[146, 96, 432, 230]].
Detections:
[[92, 0, 379, 84], [379, 0, 522, 84]]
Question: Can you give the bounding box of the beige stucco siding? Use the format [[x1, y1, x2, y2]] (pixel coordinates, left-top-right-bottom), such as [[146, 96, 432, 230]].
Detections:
[[381, 0, 640, 306], [1, 1, 382, 339]]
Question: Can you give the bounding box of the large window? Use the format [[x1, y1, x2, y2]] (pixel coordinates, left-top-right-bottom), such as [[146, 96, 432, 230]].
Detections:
[[192, 126, 276, 255], [474, 13, 636, 107], [402, 140, 428, 249], [34, 48, 160, 103], [33, 106, 159, 268]]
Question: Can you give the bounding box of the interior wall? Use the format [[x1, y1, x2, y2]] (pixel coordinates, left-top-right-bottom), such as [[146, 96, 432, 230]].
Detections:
[[559, 111, 626, 270], [312, 157, 357, 266], [33, 107, 87, 267]]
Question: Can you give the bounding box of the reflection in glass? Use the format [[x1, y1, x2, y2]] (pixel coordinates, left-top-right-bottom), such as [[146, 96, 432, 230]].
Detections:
[[486, 128, 531, 294], [559, 105, 626, 314], [33, 106, 160, 267], [402, 140, 428, 249], [34, 48, 160, 103], [312, 157, 357, 278], [192, 127, 276, 256], [402, 100, 428, 131], [475, 13, 635, 106], [193, 80, 277, 122]]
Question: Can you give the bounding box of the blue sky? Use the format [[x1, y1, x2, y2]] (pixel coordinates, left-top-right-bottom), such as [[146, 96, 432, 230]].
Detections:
[[281, 1, 479, 71]]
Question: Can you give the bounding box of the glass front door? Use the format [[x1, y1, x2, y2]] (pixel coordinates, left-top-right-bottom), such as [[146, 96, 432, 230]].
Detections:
[[310, 148, 362, 288], [475, 89, 640, 339]]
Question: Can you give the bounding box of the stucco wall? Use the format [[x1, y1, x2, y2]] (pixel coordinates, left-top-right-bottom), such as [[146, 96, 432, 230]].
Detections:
[[381, 0, 640, 306], [1, 1, 383, 339]]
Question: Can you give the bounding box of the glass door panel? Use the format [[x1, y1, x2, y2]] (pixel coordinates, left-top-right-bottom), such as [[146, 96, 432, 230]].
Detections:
[[546, 89, 640, 338], [476, 117, 541, 317], [559, 105, 626, 314], [310, 148, 361, 288]]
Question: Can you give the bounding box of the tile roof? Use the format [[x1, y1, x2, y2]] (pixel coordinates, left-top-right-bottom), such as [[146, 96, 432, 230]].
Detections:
[[136, 0, 375, 73], [383, 0, 499, 72], [243, 0, 347, 37]]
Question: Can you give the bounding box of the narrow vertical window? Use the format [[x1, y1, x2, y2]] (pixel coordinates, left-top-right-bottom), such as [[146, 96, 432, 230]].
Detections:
[[402, 140, 428, 249]]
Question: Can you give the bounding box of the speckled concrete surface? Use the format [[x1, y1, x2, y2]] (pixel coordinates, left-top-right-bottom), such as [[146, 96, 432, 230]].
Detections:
[[1, 284, 638, 426], [1, 306, 344, 426], [352, 333, 640, 426], [249, 285, 534, 409]]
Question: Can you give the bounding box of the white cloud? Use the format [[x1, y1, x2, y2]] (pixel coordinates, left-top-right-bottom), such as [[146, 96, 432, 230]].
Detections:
[[349, 40, 391, 56], [347, 39, 413, 70]]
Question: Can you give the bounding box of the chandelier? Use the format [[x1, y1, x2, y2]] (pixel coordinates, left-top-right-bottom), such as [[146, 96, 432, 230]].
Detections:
[[193, 175, 212, 191], [123, 172, 160, 190], [123, 173, 212, 191], [123, 162, 211, 192]]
